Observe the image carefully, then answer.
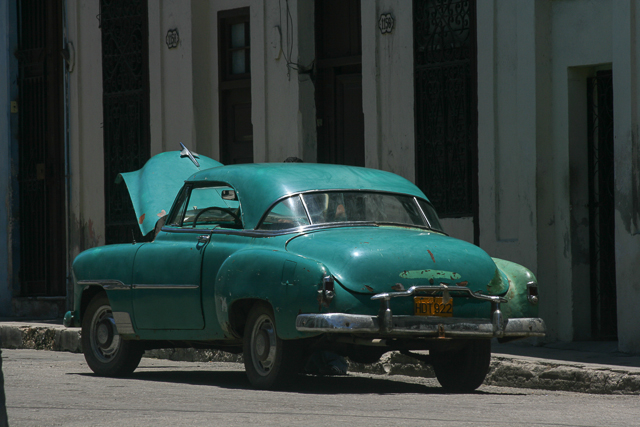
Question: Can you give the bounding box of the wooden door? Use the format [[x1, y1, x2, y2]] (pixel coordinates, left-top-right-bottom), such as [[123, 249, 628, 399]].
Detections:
[[315, 0, 364, 166]]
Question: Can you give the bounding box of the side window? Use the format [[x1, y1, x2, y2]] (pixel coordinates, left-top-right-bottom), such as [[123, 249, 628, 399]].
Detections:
[[166, 186, 191, 227], [259, 195, 310, 230], [183, 187, 242, 229], [167, 185, 242, 229]]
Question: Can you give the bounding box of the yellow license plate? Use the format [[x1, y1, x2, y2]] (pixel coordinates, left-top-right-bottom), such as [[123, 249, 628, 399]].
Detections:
[[414, 296, 453, 317]]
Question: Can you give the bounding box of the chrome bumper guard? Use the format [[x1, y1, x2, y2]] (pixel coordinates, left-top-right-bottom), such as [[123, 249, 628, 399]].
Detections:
[[296, 284, 546, 339]]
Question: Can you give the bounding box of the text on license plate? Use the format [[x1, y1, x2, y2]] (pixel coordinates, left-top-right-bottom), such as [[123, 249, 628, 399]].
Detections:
[[414, 296, 453, 317]]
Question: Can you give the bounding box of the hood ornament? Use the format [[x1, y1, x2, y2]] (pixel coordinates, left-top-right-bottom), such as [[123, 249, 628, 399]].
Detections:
[[180, 142, 200, 167]]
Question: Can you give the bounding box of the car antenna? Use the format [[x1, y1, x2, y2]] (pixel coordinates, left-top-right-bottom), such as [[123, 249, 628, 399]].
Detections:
[[180, 142, 200, 167], [131, 229, 136, 245]]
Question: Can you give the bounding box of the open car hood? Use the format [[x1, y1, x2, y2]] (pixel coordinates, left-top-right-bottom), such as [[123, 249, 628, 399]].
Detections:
[[116, 150, 223, 236]]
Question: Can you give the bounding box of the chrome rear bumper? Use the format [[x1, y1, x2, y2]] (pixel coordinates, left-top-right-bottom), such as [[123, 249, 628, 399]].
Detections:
[[296, 313, 546, 339], [297, 283, 545, 339]]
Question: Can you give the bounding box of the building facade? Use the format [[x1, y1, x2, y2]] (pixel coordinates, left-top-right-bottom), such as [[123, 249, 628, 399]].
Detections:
[[1, 0, 639, 353]]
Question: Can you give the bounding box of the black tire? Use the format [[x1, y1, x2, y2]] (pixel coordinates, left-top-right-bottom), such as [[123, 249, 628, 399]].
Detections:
[[243, 303, 302, 389], [431, 340, 491, 392], [81, 294, 143, 377]]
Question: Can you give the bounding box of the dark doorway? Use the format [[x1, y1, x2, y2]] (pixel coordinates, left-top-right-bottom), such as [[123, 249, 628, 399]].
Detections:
[[413, 0, 478, 242], [100, 0, 151, 244], [16, 0, 66, 296], [218, 8, 253, 165], [315, 0, 364, 166], [587, 70, 617, 340]]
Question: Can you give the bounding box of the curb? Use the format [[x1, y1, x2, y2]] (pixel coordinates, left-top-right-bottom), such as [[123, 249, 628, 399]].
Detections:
[[1, 324, 639, 395], [0, 324, 81, 353]]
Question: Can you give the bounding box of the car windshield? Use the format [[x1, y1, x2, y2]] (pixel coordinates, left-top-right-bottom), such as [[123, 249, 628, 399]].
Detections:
[[259, 192, 443, 232]]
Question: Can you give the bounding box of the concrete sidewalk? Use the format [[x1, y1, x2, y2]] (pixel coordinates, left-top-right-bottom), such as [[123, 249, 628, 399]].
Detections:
[[2, 319, 639, 394]]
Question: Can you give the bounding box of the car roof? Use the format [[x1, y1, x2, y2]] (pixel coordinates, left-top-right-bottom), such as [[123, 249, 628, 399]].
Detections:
[[186, 163, 429, 229]]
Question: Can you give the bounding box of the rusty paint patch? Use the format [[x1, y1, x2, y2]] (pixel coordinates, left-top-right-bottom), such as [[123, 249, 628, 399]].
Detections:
[[139, 213, 146, 224], [399, 269, 461, 280], [391, 283, 405, 291], [487, 268, 507, 293], [364, 285, 374, 292], [70, 213, 103, 253], [157, 209, 167, 217], [456, 281, 469, 287], [427, 250, 435, 263]]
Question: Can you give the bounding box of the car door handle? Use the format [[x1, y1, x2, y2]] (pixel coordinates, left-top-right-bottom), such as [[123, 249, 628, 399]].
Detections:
[[197, 235, 210, 243]]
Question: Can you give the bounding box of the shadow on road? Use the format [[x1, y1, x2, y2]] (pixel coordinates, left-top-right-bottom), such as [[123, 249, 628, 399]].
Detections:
[[75, 369, 524, 396]]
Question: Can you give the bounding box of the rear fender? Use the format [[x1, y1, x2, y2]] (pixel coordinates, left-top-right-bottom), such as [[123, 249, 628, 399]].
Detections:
[[493, 258, 539, 319], [72, 244, 144, 323], [215, 249, 328, 339]]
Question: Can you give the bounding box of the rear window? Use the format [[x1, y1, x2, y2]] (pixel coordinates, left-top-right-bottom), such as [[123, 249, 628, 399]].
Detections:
[[259, 195, 310, 230]]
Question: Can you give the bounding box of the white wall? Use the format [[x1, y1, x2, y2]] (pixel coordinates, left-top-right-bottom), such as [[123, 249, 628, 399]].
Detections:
[[477, 0, 640, 352], [477, 0, 541, 296], [362, 0, 415, 181], [148, 0, 195, 155], [477, 0, 616, 342], [548, 0, 613, 342], [612, 0, 640, 353], [67, 0, 106, 258]]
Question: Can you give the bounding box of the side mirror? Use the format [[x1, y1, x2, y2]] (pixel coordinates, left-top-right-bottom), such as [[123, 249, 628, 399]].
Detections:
[[221, 190, 237, 200]]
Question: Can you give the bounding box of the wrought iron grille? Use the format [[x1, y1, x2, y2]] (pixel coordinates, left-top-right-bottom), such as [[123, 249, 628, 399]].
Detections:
[[17, 0, 47, 295], [101, 0, 150, 244], [587, 70, 617, 340], [17, 0, 65, 296], [414, 0, 477, 219]]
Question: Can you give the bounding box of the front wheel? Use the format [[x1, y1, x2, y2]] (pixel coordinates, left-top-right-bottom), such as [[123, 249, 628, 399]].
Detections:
[[243, 303, 302, 389], [81, 293, 143, 377], [431, 339, 491, 392]]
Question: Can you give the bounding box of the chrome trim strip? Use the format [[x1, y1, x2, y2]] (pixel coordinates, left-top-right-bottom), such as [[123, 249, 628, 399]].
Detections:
[[296, 314, 546, 338], [163, 222, 438, 239], [112, 312, 135, 335], [131, 284, 199, 290], [371, 284, 508, 304], [78, 280, 130, 290], [160, 227, 214, 235], [256, 189, 442, 233]]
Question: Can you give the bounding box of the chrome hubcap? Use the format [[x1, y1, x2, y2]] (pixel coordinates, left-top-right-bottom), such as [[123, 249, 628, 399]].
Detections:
[[251, 314, 277, 376], [91, 305, 120, 362]]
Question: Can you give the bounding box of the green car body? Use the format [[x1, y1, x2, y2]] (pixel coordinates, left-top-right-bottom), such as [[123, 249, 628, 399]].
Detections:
[[66, 150, 545, 391]]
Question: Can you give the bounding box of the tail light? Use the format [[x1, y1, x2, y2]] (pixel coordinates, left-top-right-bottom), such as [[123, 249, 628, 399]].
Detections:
[[527, 282, 539, 305]]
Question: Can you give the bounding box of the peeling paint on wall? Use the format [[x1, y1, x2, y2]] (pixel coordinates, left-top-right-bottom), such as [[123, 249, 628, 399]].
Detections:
[[69, 213, 102, 259]]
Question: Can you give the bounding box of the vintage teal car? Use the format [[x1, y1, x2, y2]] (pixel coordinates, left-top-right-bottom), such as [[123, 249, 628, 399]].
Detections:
[[65, 148, 545, 392]]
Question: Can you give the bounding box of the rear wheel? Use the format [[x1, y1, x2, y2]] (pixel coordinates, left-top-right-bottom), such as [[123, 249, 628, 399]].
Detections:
[[243, 303, 302, 389], [431, 339, 491, 392], [82, 294, 143, 377]]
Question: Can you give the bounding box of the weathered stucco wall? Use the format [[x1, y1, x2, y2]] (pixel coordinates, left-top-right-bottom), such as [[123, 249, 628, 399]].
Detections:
[[549, 0, 613, 343], [611, 0, 640, 354], [477, 0, 541, 316], [362, 0, 415, 182], [478, 0, 640, 352], [67, 0, 106, 262], [148, 0, 196, 155]]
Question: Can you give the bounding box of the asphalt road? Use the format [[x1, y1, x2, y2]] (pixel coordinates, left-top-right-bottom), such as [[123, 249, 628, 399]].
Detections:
[[3, 349, 639, 427]]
